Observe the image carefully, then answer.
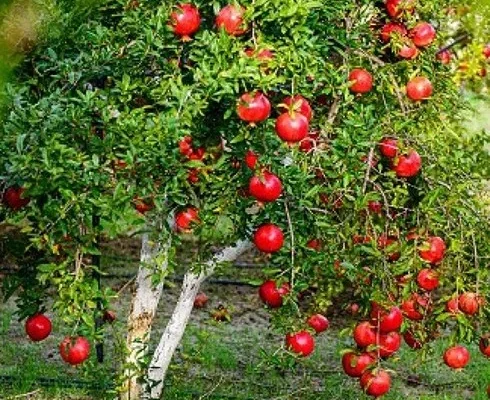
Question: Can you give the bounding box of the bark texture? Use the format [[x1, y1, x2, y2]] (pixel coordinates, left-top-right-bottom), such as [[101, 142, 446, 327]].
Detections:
[[144, 240, 252, 400]]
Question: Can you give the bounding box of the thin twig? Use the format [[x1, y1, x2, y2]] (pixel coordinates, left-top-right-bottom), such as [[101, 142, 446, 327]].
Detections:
[[116, 276, 136, 296], [353, 49, 385, 67], [387, 71, 407, 114], [327, 97, 339, 124], [8, 389, 41, 399], [251, 0, 257, 47], [369, 179, 393, 220], [362, 147, 375, 194], [472, 232, 480, 295], [198, 375, 224, 400], [436, 33, 470, 54], [284, 200, 295, 288]]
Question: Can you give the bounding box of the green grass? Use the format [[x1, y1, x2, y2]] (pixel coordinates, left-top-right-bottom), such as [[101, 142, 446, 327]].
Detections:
[[3, 305, 490, 400]]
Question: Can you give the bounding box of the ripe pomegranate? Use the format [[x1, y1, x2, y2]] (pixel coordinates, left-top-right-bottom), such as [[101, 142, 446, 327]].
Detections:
[[175, 207, 200, 232], [306, 238, 322, 251], [386, 0, 414, 18], [194, 292, 209, 308], [275, 112, 309, 143], [484, 44, 490, 59], [282, 95, 313, 121], [188, 147, 205, 161], [392, 150, 422, 178], [187, 168, 199, 184], [458, 292, 479, 315], [379, 137, 398, 158], [248, 171, 282, 202], [307, 314, 330, 333], [236, 92, 271, 124], [216, 5, 246, 36], [446, 297, 460, 314], [416, 268, 439, 291], [398, 40, 419, 59], [244, 48, 274, 62], [244, 150, 259, 169], [353, 321, 377, 348], [380, 22, 407, 43], [404, 330, 423, 349], [299, 132, 319, 152], [179, 136, 193, 156], [371, 305, 403, 333], [401, 293, 430, 321], [3, 186, 30, 210], [360, 369, 391, 398], [419, 236, 446, 264], [437, 50, 452, 64], [133, 197, 154, 214], [170, 4, 201, 40], [443, 345, 470, 369], [411, 22, 436, 47], [286, 331, 315, 357], [253, 224, 284, 253], [406, 76, 433, 101], [25, 314, 52, 342], [368, 201, 383, 214], [258, 280, 290, 308], [379, 332, 402, 358], [348, 68, 373, 94], [353, 234, 373, 245], [479, 335, 490, 357], [342, 351, 376, 377], [59, 336, 91, 365]]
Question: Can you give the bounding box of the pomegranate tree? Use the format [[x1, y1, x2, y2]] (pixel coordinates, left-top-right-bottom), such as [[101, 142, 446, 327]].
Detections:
[[0, 0, 489, 399]]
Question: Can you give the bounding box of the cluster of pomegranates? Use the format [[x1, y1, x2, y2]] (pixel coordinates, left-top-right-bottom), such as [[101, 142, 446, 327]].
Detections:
[[342, 304, 404, 397], [379, 135, 422, 179], [381, 0, 436, 60], [170, 3, 247, 41], [234, 92, 316, 254], [348, 0, 436, 102], [24, 314, 91, 366], [258, 280, 329, 357]]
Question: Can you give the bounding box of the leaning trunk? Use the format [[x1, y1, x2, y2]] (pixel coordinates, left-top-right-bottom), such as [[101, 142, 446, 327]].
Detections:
[[122, 233, 170, 400], [144, 240, 252, 400]]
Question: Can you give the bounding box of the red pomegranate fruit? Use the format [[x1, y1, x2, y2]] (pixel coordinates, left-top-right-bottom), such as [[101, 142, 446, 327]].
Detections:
[[348, 68, 373, 94], [237, 92, 271, 124], [170, 4, 201, 40]]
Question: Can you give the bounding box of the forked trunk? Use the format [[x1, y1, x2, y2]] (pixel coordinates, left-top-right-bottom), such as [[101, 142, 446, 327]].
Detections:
[[144, 240, 252, 400]]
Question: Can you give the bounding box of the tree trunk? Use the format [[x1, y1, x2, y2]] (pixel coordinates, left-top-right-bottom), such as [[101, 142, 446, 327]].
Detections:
[[122, 233, 171, 400], [144, 240, 252, 400]]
